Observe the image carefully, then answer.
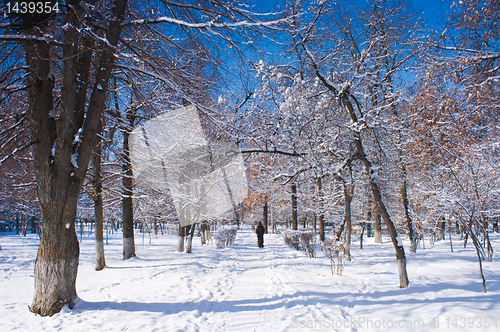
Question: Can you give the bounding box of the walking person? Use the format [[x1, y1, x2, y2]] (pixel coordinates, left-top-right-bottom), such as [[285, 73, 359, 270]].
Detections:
[[256, 222, 265, 248]]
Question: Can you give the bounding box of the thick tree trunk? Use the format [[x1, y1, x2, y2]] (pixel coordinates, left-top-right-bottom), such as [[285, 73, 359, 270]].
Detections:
[[31, 204, 80, 317], [373, 203, 382, 243], [291, 184, 298, 230], [313, 213, 317, 234], [23, 23, 85, 316], [122, 127, 135, 259], [93, 126, 106, 271]]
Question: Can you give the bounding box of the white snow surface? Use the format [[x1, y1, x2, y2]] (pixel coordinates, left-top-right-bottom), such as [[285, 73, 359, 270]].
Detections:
[[1, 226, 499, 331]]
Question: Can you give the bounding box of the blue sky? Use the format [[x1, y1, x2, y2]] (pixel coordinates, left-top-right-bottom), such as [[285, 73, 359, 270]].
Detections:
[[414, 0, 449, 28], [257, 0, 450, 28]]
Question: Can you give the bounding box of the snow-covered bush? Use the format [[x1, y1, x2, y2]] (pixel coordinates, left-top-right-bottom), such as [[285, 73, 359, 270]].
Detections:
[[282, 230, 316, 258], [323, 238, 344, 275], [215, 226, 238, 249]]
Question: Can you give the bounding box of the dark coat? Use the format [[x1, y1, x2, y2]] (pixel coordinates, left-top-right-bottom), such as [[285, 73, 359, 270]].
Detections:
[[256, 224, 265, 236]]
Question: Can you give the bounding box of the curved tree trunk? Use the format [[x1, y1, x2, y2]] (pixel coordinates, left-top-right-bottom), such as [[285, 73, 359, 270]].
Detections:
[[309, 43, 408, 287], [358, 147, 409, 288], [343, 92, 409, 287]]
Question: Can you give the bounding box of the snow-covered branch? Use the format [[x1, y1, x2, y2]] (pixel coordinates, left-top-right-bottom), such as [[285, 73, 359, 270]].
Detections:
[[123, 16, 293, 30]]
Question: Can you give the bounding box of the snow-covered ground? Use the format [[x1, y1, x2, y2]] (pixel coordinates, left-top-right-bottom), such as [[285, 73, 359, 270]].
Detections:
[[1, 225, 499, 332]]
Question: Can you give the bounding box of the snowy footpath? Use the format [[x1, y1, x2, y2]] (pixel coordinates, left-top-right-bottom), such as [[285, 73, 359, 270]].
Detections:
[[1, 225, 499, 332]]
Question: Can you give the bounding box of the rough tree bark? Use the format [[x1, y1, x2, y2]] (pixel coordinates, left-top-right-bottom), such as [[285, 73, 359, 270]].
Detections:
[[25, 0, 128, 316]]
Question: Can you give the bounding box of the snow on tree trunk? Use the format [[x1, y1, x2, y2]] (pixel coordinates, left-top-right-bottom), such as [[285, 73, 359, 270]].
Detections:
[[30, 204, 80, 316]]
